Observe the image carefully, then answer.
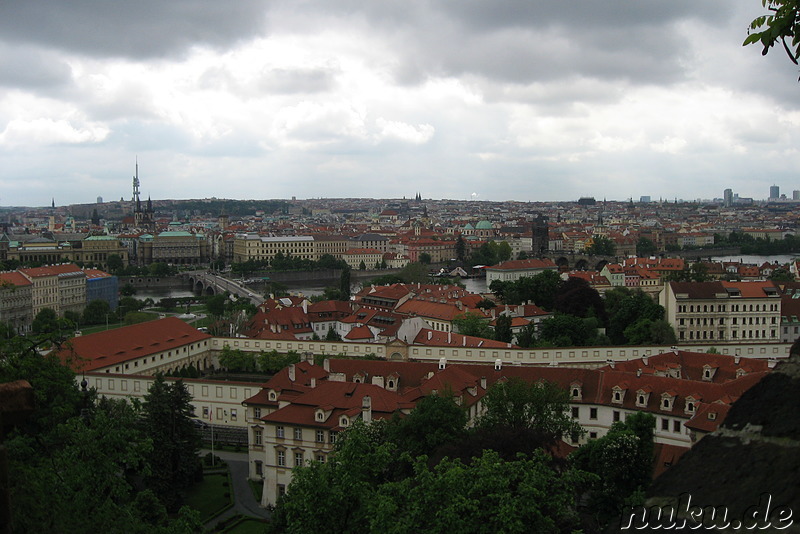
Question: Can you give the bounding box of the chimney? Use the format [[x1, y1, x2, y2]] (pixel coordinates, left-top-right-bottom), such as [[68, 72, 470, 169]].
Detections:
[[636, 368, 642, 377], [288, 364, 296, 382], [606, 359, 616, 369], [310, 377, 316, 388], [768, 358, 778, 369], [448, 332, 451, 344], [323, 358, 330, 372], [428, 331, 432, 340], [302, 300, 308, 313], [734, 355, 741, 365], [361, 395, 372, 423], [480, 376, 487, 389], [642, 355, 649, 366], [438, 357, 446, 370]]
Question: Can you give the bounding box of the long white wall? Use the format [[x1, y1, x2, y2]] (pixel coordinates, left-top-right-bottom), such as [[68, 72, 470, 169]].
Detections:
[[85, 372, 262, 429], [210, 337, 790, 366]]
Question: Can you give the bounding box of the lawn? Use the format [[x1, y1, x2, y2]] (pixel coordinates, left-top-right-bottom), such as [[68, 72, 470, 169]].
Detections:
[[248, 479, 263, 503], [224, 517, 269, 533], [184, 472, 233, 522]]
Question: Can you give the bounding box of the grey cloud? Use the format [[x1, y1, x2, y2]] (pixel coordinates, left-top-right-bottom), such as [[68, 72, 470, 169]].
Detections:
[[0, 44, 72, 89], [257, 67, 338, 95], [0, 0, 269, 59]]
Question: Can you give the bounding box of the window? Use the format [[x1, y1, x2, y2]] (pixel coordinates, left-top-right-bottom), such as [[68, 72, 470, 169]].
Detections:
[[294, 452, 304, 467], [589, 407, 598, 420], [589, 432, 597, 439], [330, 431, 337, 444], [254, 407, 261, 419], [294, 427, 302, 440], [231, 409, 237, 421], [673, 420, 681, 433], [571, 407, 579, 419], [254, 429, 262, 446], [276, 425, 285, 439], [662, 418, 669, 431], [255, 460, 263, 476], [316, 454, 326, 463], [316, 430, 325, 443], [613, 411, 620, 422], [277, 450, 285, 467]]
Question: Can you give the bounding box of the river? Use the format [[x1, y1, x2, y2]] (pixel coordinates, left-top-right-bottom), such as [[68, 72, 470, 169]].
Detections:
[[131, 276, 490, 302]]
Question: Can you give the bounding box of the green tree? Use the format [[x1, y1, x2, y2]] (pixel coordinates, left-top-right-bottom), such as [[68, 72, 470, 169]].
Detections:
[[497, 241, 513, 262], [205, 294, 227, 317], [554, 277, 606, 321], [455, 234, 467, 262], [149, 262, 174, 276], [476, 377, 583, 441], [340, 266, 352, 300], [369, 450, 590, 534], [31, 307, 59, 335], [120, 283, 137, 296], [604, 287, 666, 345], [769, 267, 795, 281], [385, 394, 467, 460], [586, 236, 615, 256], [744, 0, 800, 66], [493, 313, 513, 343], [218, 345, 257, 372], [452, 311, 493, 339], [570, 412, 655, 526], [635, 237, 657, 256], [418, 252, 432, 264], [270, 420, 396, 534], [140, 376, 202, 511], [539, 314, 602, 347], [107, 253, 124, 273], [399, 262, 430, 283], [82, 299, 111, 325], [623, 318, 677, 345]]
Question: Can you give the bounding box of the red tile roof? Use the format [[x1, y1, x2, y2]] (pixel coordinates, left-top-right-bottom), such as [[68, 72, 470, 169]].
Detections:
[[59, 317, 211, 372]]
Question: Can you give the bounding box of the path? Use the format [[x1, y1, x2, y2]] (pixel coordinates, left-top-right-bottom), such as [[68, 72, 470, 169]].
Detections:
[[201, 449, 270, 531]]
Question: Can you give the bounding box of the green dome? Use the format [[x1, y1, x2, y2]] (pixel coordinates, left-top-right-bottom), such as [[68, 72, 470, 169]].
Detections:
[[476, 220, 492, 230]]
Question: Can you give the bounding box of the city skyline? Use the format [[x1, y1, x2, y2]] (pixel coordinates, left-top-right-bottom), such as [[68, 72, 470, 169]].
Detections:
[[2, 2, 800, 207]]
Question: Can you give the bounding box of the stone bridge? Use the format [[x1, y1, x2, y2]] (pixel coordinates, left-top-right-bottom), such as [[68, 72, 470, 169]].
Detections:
[[543, 253, 617, 272], [182, 271, 264, 306]]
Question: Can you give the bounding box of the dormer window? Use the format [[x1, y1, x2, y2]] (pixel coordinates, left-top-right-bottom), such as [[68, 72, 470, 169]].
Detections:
[[635, 388, 651, 408], [611, 385, 627, 404], [702, 365, 717, 382], [269, 391, 277, 401], [708, 412, 717, 421], [388, 380, 395, 389], [570, 382, 583, 401], [340, 416, 349, 427], [684, 395, 700, 415], [660, 392, 676, 412]]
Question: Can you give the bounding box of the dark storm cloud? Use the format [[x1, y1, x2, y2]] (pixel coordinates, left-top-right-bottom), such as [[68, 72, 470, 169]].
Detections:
[[0, 0, 269, 59], [292, 0, 730, 87], [0, 44, 72, 89]]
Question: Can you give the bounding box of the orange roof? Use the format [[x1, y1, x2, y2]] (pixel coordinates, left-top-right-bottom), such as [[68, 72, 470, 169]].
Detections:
[[0, 271, 32, 287], [59, 317, 211, 372]]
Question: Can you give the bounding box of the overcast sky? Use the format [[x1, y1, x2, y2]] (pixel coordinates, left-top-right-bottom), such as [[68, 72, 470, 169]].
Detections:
[[1, 1, 799, 207]]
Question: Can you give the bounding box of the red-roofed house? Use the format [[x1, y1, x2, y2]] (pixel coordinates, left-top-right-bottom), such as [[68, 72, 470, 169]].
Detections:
[[244, 351, 770, 506], [485, 258, 558, 285], [59, 317, 213, 375]]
